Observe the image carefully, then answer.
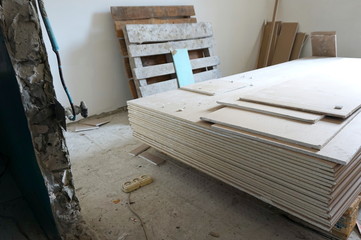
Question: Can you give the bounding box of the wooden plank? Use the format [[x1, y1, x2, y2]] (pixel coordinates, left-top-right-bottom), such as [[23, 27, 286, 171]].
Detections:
[[271, 22, 299, 65], [139, 151, 165, 165], [139, 69, 221, 97], [217, 99, 324, 123], [201, 106, 356, 150], [263, 0, 279, 67], [181, 78, 248, 96], [118, 38, 128, 56], [171, 49, 194, 87], [129, 144, 150, 156], [114, 18, 197, 38], [128, 79, 138, 98], [311, 31, 337, 57], [290, 33, 308, 60], [110, 6, 195, 21], [257, 21, 271, 68], [124, 58, 132, 78], [128, 37, 214, 57], [257, 21, 281, 68], [267, 21, 281, 66], [125, 23, 213, 43], [133, 56, 220, 79]]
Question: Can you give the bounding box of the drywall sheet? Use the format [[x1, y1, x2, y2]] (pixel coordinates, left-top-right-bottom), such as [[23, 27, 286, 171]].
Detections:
[[217, 99, 324, 123], [238, 63, 361, 118], [181, 78, 248, 96], [201, 107, 354, 150]]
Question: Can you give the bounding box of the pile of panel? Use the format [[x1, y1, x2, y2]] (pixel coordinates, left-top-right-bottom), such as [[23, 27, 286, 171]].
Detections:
[[127, 57, 361, 231]]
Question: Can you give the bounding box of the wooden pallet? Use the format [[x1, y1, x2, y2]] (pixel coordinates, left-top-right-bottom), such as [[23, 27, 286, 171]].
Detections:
[[123, 22, 221, 97], [111, 6, 213, 98]]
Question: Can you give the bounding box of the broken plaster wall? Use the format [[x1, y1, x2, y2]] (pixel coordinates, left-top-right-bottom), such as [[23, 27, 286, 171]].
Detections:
[[0, 0, 98, 239]]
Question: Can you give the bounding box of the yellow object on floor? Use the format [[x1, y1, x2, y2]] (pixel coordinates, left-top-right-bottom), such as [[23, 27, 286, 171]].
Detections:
[[122, 175, 153, 193]]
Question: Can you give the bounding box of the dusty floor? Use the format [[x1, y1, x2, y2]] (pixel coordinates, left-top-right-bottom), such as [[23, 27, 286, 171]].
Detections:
[[65, 110, 361, 240]]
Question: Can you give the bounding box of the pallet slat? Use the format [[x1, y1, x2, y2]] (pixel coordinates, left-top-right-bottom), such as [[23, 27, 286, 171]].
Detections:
[[114, 18, 197, 38], [111, 6, 195, 21], [139, 69, 221, 97], [125, 23, 213, 43], [133, 56, 220, 79], [128, 37, 214, 57]]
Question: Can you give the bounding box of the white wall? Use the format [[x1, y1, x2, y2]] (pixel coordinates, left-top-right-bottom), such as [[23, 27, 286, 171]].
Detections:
[[43, 1, 361, 116], [277, 0, 361, 58], [43, 0, 271, 116]]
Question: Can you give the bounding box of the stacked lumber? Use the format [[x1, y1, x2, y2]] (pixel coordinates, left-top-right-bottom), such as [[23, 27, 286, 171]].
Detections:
[[110, 6, 221, 98], [127, 57, 361, 232], [257, 21, 308, 68]]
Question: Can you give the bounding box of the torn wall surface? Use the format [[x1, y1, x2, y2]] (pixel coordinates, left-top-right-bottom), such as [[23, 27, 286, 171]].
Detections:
[[0, 0, 98, 239]]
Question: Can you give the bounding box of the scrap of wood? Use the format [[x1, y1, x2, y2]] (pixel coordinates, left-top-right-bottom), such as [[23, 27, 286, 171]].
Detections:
[[271, 22, 299, 65], [110, 6, 195, 21], [74, 124, 99, 132], [129, 144, 150, 156], [290, 32, 308, 60], [259, 0, 279, 68], [128, 79, 138, 99], [139, 151, 165, 165], [82, 118, 110, 127], [311, 31, 337, 57], [257, 21, 282, 68], [267, 21, 281, 66]]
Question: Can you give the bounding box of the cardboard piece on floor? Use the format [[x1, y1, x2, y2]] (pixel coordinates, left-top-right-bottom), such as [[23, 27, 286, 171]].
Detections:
[[172, 48, 195, 87], [271, 22, 299, 65], [129, 144, 150, 156]]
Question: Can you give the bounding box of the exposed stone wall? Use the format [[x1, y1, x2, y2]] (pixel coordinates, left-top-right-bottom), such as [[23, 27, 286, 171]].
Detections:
[[0, 1, 98, 239]]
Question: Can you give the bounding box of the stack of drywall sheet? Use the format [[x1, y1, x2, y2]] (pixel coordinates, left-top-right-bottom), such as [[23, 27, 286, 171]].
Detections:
[[127, 57, 361, 232]]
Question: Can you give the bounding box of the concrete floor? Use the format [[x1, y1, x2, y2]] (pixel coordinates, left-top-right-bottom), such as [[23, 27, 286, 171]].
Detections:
[[65, 110, 361, 240]]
